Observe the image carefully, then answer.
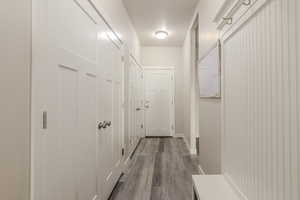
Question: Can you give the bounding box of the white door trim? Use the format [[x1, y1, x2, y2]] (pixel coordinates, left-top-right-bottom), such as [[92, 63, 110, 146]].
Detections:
[[143, 66, 175, 70], [143, 67, 175, 137]]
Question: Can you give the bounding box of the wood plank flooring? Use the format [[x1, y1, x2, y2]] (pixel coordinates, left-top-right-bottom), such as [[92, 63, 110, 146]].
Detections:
[[109, 137, 201, 200]]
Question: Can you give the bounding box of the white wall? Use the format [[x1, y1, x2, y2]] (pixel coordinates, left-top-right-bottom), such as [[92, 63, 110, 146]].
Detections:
[[95, 0, 141, 60], [183, 0, 224, 173], [222, 0, 300, 199], [141, 46, 184, 135], [0, 1, 31, 200]]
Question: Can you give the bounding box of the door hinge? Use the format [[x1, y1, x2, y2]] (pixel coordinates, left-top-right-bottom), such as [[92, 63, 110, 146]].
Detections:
[[122, 148, 125, 156], [141, 124, 144, 129]]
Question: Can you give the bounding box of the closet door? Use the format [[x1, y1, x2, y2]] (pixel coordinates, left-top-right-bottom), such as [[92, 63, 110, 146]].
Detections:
[[135, 68, 145, 138], [96, 31, 123, 200], [113, 51, 124, 172], [78, 72, 97, 200], [128, 59, 136, 147], [128, 60, 144, 146], [32, 0, 98, 200]]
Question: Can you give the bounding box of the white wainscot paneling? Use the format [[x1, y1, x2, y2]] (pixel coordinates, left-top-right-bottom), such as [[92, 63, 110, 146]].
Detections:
[[222, 0, 300, 200]]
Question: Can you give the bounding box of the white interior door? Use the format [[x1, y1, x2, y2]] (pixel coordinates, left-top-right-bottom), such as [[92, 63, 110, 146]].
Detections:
[[128, 59, 141, 147], [144, 69, 175, 137], [96, 29, 123, 200], [32, 0, 98, 200], [135, 69, 145, 138]]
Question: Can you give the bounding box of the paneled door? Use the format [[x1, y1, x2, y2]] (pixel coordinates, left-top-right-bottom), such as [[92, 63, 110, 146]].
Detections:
[[128, 59, 137, 146], [135, 68, 145, 138], [144, 68, 175, 137], [127, 59, 144, 148], [96, 30, 124, 200], [32, 0, 98, 200]]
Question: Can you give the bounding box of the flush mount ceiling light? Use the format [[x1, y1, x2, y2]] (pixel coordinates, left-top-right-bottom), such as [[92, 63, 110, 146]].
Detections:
[[155, 31, 169, 40]]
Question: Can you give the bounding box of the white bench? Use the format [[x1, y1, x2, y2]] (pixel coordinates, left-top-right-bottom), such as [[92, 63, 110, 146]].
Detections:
[[192, 175, 240, 200]]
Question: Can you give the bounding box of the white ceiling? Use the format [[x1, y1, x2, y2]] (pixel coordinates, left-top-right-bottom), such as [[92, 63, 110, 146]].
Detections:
[[123, 0, 199, 46]]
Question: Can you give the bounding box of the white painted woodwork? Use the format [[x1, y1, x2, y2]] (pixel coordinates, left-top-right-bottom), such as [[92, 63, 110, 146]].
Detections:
[[96, 36, 123, 199], [32, 0, 99, 199], [32, 0, 126, 200], [78, 72, 98, 200], [140, 47, 185, 136], [122, 53, 145, 163], [127, 57, 145, 150], [144, 68, 175, 137], [128, 58, 137, 145], [135, 67, 145, 138], [221, 0, 300, 199]]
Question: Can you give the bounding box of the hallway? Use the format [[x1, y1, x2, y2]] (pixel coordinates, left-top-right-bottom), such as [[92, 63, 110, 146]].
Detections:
[[109, 138, 200, 200], [2, 0, 300, 199]]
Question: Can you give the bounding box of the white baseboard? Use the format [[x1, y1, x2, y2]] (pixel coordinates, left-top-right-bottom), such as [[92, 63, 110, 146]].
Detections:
[[190, 147, 197, 155], [198, 165, 206, 175], [182, 135, 190, 149], [224, 173, 248, 200], [175, 134, 198, 156], [123, 137, 144, 168], [124, 155, 131, 166]]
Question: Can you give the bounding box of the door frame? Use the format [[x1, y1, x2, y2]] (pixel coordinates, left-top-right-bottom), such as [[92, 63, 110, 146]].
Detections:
[[143, 66, 175, 137], [189, 15, 200, 154]]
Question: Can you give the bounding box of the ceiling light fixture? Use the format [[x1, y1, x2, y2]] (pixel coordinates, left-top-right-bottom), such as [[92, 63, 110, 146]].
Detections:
[[155, 31, 169, 40]]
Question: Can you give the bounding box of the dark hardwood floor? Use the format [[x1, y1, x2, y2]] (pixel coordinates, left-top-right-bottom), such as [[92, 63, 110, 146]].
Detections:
[[109, 137, 201, 200]]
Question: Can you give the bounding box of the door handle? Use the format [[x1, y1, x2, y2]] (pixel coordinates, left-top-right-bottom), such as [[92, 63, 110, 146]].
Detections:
[[98, 121, 112, 130], [103, 121, 109, 129], [136, 108, 141, 111], [107, 121, 112, 127], [42, 111, 47, 129], [98, 121, 105, 130]]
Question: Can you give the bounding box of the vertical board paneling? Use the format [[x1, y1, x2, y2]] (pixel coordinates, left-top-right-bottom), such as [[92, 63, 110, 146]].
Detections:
[[298, 0, 300, 196], [222, 0, 299, 199]]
